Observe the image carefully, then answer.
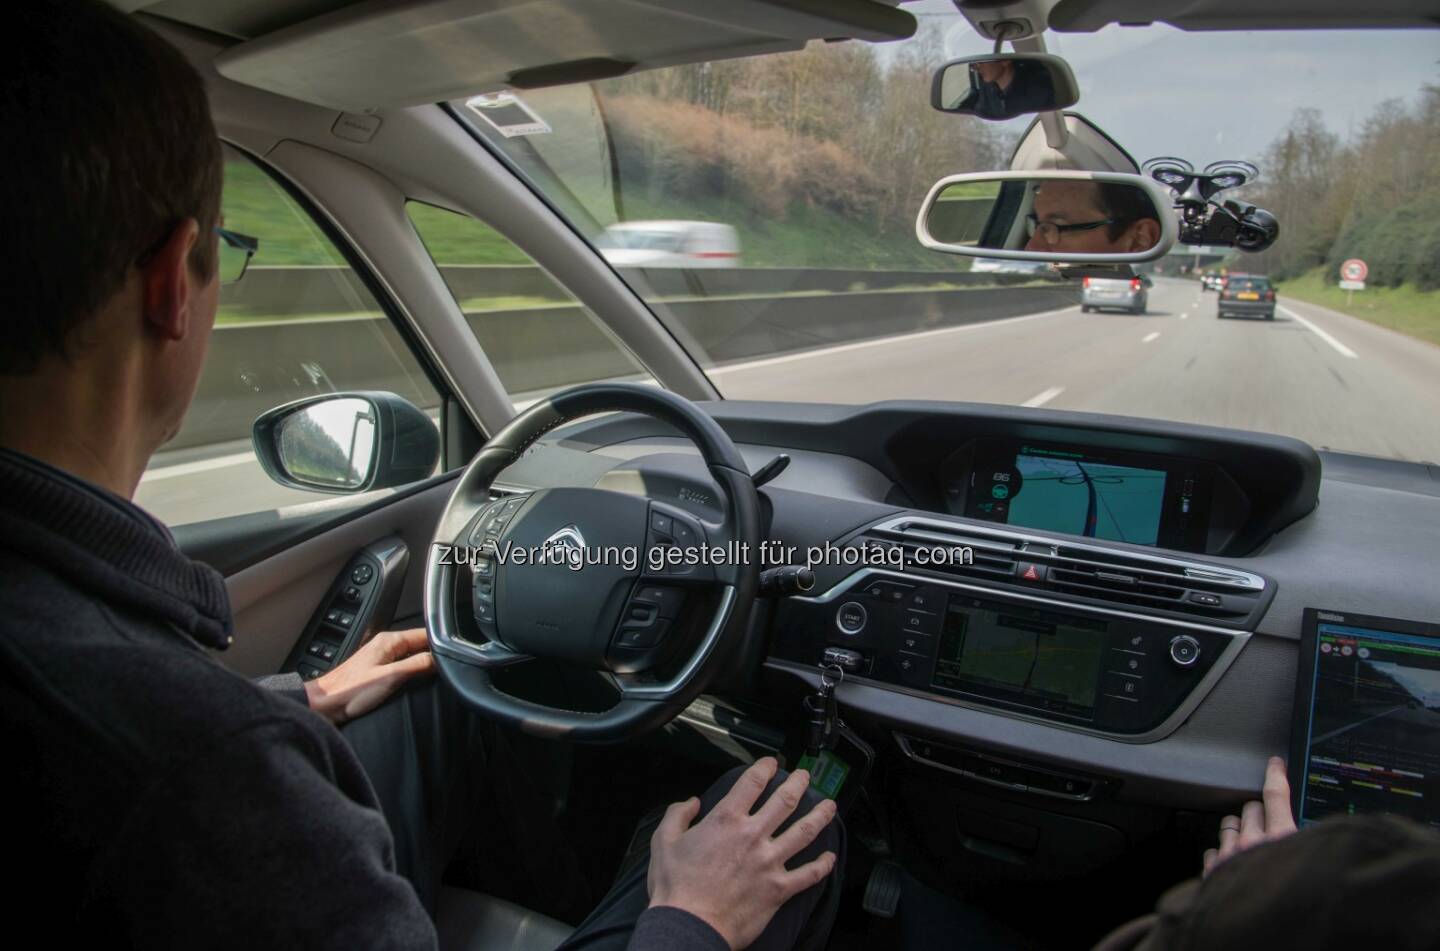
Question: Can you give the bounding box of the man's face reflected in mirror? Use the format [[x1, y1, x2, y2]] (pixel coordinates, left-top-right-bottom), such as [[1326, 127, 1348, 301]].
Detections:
[[971, 60, 1015, 91], [1024, 180, 1162, 254]]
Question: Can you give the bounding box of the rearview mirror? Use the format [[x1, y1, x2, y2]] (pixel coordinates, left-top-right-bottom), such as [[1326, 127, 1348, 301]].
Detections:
[[253, 391, 440, 494], [916, 171, 1177, 264], [932, 53, 1080, 121]]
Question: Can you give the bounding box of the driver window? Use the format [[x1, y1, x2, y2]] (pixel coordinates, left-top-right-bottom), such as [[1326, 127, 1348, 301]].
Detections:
[[136, 147, 442, 527]]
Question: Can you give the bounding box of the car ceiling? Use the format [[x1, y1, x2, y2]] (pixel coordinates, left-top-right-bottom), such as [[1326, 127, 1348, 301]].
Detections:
[[126, 0, 1438, 43], [1044, 0, 1440, 31]]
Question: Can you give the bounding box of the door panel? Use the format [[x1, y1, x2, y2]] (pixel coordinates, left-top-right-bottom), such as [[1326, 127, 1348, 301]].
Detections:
[[214, 478, 455, 677]]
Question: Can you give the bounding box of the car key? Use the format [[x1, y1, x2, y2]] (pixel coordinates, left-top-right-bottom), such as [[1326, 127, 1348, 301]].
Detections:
[[802, 664, 843, 760]]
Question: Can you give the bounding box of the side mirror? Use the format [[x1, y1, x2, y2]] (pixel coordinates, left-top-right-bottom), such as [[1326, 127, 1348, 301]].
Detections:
[[916, 171, 1177, 265], [932, 53, 1080, 121], [253, 392, 439, 494]]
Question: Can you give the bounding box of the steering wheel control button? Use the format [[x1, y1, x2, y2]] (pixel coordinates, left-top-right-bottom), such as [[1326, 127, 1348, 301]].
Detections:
[[1169, 635, 1202, 668], [645, 508, 710, 580], [471, 555, 496, 579], [616, 619, 669, 650], [633, 585, 685, 618], [1102, 672, 1144, 701], [669, 519, 697, 546], [350, 564, 374, 585], [836, 601, 868, 635]]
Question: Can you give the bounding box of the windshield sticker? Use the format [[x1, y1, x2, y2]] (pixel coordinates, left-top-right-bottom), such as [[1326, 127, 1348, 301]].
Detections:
[[465, 92, 551, 138]]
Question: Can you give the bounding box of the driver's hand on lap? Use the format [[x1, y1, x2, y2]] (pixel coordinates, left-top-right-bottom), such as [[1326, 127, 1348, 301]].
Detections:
[[1203, 756, 1298, 877], [647, 757, 838, 950], [303, 627, 435, 726]]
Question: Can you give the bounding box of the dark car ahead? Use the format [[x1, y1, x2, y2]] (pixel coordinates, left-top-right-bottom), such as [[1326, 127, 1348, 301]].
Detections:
[[1217, 274, 1276, 319]]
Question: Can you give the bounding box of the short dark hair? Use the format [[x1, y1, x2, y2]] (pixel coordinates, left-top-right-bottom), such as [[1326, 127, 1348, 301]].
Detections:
[[1096, 181, 1160, 240], [1, 0, 223, 374]]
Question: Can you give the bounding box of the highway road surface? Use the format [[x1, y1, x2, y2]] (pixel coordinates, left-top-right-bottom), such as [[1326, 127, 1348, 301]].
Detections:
[[138, 278, 1440, 527]]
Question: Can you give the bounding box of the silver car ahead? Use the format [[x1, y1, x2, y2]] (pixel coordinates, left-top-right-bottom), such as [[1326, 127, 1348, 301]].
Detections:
[[1081, 275, 1150, 314]]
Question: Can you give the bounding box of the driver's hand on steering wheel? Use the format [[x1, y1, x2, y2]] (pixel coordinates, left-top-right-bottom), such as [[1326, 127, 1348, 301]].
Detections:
[[646, 757, 838, 950], [303, 627, 436, 727]]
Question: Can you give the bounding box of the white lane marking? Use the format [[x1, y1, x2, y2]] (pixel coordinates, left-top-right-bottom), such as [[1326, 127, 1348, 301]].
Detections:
[[140, 451, 254, 482], [1142, 332, 1161, 343], [1278, 305, 1358, 359], [1179, 312, 1189, 320], [707, 304, 1079, 376], [1022, 386, 1065, 408]]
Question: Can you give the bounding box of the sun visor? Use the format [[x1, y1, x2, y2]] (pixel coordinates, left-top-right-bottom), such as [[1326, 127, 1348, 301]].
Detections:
[[213, 0, 917, 113]]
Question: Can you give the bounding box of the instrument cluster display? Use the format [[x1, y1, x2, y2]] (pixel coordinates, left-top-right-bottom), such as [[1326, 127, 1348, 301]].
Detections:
[[940, 438, 1215, 551]]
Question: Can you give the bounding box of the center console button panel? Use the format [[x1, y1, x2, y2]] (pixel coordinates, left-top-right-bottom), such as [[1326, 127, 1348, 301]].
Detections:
[[772, 567, 1247, 739]]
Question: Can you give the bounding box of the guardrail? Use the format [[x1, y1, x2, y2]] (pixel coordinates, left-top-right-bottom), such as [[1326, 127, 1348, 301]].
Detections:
[[219, 264, 1026, 316], [180, 273, 1078, 452]]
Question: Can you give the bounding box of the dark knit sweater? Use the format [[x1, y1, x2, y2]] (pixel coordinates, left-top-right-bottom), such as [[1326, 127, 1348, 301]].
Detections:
[[0, 448, 724, 951]]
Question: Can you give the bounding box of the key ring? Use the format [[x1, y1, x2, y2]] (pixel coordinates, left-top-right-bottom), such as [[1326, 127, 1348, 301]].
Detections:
[[819, 662, 845, 691]]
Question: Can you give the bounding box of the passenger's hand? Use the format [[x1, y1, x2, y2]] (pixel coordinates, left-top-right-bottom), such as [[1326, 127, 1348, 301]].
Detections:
[[303, 627, 435, 726], [1203, 756, 1297, 877], [647, 757, 838, 950]]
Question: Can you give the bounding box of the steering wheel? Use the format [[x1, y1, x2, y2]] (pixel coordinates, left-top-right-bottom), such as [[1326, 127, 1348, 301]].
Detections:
[[424, 383, 761, 742]]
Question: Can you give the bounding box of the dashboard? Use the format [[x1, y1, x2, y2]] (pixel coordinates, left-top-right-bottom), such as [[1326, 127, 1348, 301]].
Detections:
[[494, 398, 1439, 811]]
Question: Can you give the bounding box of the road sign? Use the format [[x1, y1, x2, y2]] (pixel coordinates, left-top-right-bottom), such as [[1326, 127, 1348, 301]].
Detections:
[[1339, 279, 1366, 291], [1341, 259, 1368, 282]]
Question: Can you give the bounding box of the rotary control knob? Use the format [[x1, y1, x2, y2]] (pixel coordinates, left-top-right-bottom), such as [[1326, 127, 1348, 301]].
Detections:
[[1169, 634, 1201, 668]]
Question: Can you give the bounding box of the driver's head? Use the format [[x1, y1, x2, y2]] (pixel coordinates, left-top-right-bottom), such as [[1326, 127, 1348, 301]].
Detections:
[[1024, 180, 1161, 254], [1, 0, 223, 472]]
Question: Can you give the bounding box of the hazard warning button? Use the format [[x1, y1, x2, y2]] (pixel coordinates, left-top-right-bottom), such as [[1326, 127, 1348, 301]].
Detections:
[[1015, 561, 1048, 584]]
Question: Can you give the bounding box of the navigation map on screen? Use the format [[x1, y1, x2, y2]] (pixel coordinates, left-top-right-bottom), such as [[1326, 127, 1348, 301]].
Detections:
[[933, 597, 1107, 718], [1006, 448, 1168, 545], [1298, 622, 1440, 829]]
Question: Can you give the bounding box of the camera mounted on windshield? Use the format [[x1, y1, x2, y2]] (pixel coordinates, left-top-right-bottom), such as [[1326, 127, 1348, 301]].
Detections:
[[1143, 158, 1280, 252]]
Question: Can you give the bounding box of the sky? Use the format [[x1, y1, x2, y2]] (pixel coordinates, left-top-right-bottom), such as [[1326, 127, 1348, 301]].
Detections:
[[903, 2, 1440, 169]]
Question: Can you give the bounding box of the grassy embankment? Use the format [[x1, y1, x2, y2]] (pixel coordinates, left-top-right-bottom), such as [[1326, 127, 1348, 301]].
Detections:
[[1278, 269, 1440, 348]]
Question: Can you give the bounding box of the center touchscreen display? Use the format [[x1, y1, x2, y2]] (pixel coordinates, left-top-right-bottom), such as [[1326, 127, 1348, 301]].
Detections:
[[1295, 616, 1440, 829], [932, 595, 1107, 720], [960, 439, 1211, 550]]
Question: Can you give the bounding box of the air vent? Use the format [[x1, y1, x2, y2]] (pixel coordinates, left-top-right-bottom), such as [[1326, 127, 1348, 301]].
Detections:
[[864, 521, 1021, 582], [865, 516, 1267, 625]]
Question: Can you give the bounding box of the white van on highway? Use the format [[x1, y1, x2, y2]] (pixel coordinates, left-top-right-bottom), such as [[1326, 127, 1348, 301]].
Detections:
[[596, 220, 740, 269]]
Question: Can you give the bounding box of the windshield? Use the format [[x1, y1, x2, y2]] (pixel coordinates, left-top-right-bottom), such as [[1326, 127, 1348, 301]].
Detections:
[[450, 5, 1440, 463]]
